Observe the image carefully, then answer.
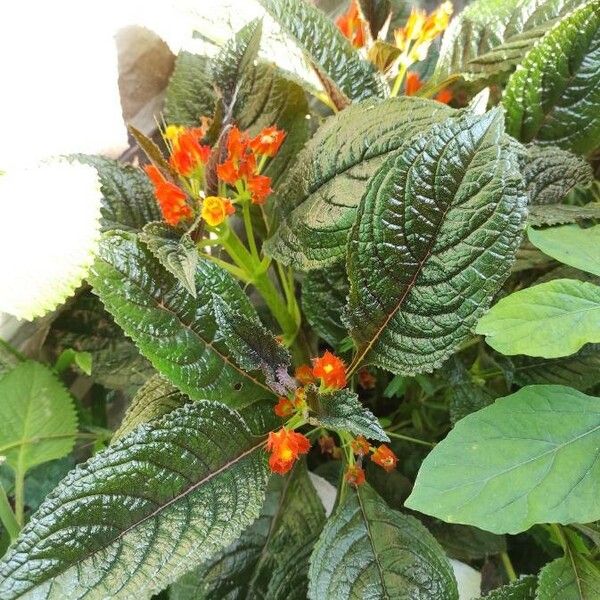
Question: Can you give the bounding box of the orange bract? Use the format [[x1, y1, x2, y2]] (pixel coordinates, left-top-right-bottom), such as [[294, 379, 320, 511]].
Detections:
[[294, 364, 316, 385], [345, 464, 366, 486], [248, 174, 273, 205], [336, 0, 367, 48], [144, 165, 192, 226], [201, 196, 235, 227], [351, 435, 371, 456], [274, 397, 294, 418], [312, 350, 347, 390], [250, 126, 286, 157], [371, 444, 398, 472], [266, 428, 311, 474]]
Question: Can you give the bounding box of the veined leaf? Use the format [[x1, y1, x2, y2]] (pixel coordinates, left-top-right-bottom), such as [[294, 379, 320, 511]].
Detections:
[[528, 204, 600, 227], [112, 374, 190, 442], [477, 576, 537, 599], [308, 387, 389, 442], [164, 51, 216, 126], [520, 144, 593, 206], [428, 521, 506, 562], [0, 402, 270, 599], [537, 554, 600, 599], [476, 279, 600, 358], [171, 461, 325, 600], [347, 109, 527, 375], [434, 0, 580, 83], [89, 231, 274, 407], [503, 0, 600, 154], [308, 483, 458, 599], [528, 224, 600, 276], [140, 222, 199, 297], [301, 263, 349, 348], [257, 0, 384, 102], [265, 97, 453, 270], [405, 385, 600, 534], [75, 155, 161, 232], [0, 361, 77, 477]]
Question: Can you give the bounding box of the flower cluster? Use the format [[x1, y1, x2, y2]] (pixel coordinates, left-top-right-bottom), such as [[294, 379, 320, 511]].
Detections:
[[344, 436, 398, 487], [266, 428, 311, 474]]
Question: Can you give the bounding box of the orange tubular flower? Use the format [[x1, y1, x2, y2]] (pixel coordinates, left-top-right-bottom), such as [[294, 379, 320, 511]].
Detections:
[[295, 364, 316, 385], [201, 196, 235, 227], [351, 435, 371, 456], [248, 174, 273, 205], [274, 397, 294, 418], [435, 88, 454, 104], [266, 428, 311, 474], [312, 351, 347, 390], [227, 127, 250, 160], [169, 129, 211, 177], [371, 444, 398, 472], [345, 464, 366, 486], [144, 165, 192, 226], [216, 158, 239, 185], [250, 126, 286, 157], [405, 71, 423, 96], [336, 0, 367, 48]]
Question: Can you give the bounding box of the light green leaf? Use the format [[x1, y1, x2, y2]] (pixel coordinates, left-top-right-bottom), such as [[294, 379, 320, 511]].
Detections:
[[476, 279, 600, 358], [164, 51, 216, 126], [0, 402, 270, 600], [0, 339, 23, 381], [503, 0, 600, 154], [171, 461, 325, 600], [405, 385, 600, 534], [0, 361, 77, 476], [257, 0, 384, 103], [528, 224, 600, 276], [140, 222, 199, 297], [347, 109, 527, 375], [309, 387, 389, 442], [89, 231, 274, 407], [265, 97, 453, 270], [308, 483, 458, 599], [536, 555, 600, 600], [53, 348, 92, 376], [477, 575, 537, 599]]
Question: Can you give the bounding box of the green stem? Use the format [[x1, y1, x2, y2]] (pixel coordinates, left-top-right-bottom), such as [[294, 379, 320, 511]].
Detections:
[[242, 201, 260, 261], [391, 61, 409, 97], [386, 431, 435, 447], [14, 470, 25, 527], [500, 551, 517, 583], [0, 481, 20, 540], [198, 252, 251, 283]]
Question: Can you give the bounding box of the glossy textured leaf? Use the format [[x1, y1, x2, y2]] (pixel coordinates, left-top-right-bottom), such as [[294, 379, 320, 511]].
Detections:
[[257, 0, 384, 102], [405, 385, 600, 534], [172, 461, 325, 600], [308, 483, 458, 600], [164, 51, 216, 126], [520, 144, 593, 206], [112, 374, 190, 442], [213, 296, 293, 395], [140, 222, 199, 296], [528, 225, 600, 276], [301, 263, 349, 347], [265, 97, 453, 270], [434, 0, 580, 83], [503, 0, 600, 154], [478, 575, 537, 599], [476, 279, 600, 358], [0, 402, 270, 600], [537, 555, 600, 600], [347, 109, 527, 375], [75, 155, 161, 232], [310, 388, 389, 442], [0, 361, 77, 475], [89, 231, 274, 407]]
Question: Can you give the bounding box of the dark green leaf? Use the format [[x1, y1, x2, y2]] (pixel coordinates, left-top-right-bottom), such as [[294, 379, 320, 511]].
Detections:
[[265, 97, 453, 270], [75, 155, 161, 232], [213, 295, 293, 395], [301, 263, 349, 347], [446, 358, 495, 424], [309, 387, 389, 442], [164, 51, 216, 126], [478, 575, 537, 599], [405, 385, 600, 534], [89, 231, 274, 407], [358, 0, 392, 39], [536, 554, 600, 599], [112, 374, 190, 442], [257, 0, 384, 102], [128, 125, 176, 178], [503, 0, 600, 154], [140, 221, 199, 296], [428, 521, 506, 562], [171, 461, 325, 600], [0, 402, 270, 599], [347, 109, 527, 375], [308, 484, 458, 599], [528, 204, 600, 227]]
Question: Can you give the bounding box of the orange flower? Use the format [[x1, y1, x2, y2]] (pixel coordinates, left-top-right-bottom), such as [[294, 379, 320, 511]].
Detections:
[[250, 126, 286, 157], [201, 195, 235, 227], [312, 350, 347, 390], [266, 428, 311, 474], [144, 165, 192, 226], [345, 464, 366, 486], [422, 1, 453, 42], [216, 158, 239, 185], [169, 129, 211, 176], [358, 369, 376, 390], [247, 174, 273, 205], [274, 397, 294, 418], [295, 364, 316, 385], [336, 0, 367, 48], [435, 88, 454, 104], [227, 127, 250, 160], [351, 435, 371, 456], [371, 444, 397, 472], [405, 71, 423, 96]]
